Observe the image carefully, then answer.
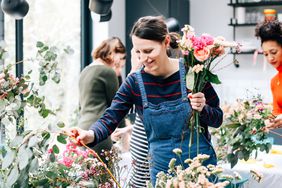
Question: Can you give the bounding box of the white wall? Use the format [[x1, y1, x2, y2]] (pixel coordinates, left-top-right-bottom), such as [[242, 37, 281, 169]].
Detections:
[[190, 0, 276, 103]]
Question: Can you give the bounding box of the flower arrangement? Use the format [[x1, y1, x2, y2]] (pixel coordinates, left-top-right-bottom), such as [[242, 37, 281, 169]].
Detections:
[[177, 25, 239, 151], [152, 149, 263, 188], [0, 40, 132, 188], [29, 141, 120, 187], [211, 95, 273, 167]]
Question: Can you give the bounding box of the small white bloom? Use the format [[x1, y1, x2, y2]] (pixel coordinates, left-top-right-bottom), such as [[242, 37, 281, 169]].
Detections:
[[173, 148, 182, 155], [168, 158, 176, 169], [191, 64, 204, 74]]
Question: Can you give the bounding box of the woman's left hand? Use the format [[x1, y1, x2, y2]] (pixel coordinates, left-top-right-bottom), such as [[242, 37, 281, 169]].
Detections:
[[188, 92, 206, 112]]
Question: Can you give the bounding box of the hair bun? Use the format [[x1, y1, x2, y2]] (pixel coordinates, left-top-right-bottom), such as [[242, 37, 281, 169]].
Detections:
[[255, 20, 282, 45]]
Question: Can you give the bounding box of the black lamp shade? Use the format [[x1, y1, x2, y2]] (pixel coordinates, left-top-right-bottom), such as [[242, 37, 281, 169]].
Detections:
[[89, 0, 113, 15], [100, 9, 112, 22], [1, 0, 29, 19], [165, 17, 180, 32]]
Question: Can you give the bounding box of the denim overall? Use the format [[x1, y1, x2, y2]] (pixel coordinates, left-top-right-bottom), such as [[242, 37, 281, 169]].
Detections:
[[136, 59, 217, 186]]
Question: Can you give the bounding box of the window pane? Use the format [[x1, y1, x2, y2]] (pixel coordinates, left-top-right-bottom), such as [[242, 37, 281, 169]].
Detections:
[[4, 0, 81, 130]]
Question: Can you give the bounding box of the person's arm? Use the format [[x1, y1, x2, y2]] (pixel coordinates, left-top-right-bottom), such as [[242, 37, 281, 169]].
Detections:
[[89, 75, 136, 146], [270, 118, 282, 129], [199, 82, 223, 128]]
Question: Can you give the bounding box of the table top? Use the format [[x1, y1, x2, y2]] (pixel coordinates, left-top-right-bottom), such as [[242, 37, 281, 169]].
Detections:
[[220, 145, 282, 188]]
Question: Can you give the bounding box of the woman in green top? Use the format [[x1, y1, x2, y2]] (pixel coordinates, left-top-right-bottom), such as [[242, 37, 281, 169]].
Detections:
[[78, 37, 126, 155]]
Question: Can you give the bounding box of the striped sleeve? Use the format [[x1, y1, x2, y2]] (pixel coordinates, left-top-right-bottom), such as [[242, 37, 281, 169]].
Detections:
[[89, 75, 136, 145], [199, 82, 223, 128]]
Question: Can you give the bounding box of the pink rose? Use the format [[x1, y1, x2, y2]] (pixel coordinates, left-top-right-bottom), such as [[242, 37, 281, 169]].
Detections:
[[193, 47, 210, 62]]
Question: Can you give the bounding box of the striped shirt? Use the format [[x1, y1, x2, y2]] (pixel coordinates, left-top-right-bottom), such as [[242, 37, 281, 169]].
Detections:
[[89, 68, 223, 147], [129, 114, 150, 187]]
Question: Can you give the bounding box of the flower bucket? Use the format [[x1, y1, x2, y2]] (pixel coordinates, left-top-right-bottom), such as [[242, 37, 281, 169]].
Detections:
[[219, 177, 248, 188]]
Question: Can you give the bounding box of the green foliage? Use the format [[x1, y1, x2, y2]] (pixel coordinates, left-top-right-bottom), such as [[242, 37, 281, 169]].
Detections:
[[0, 129, 51, 187], [36, 41, 72, 86], [0, 40, 73, 187], [211, 95, 273, 168]]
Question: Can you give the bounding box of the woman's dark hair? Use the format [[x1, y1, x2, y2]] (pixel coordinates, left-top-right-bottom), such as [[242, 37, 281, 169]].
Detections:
[[255, 20, 282, 46], [130, 16, 179, 49], [92, 37, 126, 65], [167, 32, 182, 58]]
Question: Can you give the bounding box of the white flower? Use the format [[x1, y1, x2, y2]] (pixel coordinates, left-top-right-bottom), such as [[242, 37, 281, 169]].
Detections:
[[168, 158, 176, 169], [191, 64, 204, 73], [173, 148, 182, 155], [184, 158, 193, 164], [214, 36, 238, 48], [196, 154, 210, 161]]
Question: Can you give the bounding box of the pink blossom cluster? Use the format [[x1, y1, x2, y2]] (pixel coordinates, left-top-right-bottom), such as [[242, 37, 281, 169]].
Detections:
[[58, 142, 90, 167], [178, 25, 238, 63]]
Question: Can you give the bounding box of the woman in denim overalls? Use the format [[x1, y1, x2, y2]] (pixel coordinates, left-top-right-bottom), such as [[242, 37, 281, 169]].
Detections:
[[72, 16, 223, 187], [136, 59, 217, 185]]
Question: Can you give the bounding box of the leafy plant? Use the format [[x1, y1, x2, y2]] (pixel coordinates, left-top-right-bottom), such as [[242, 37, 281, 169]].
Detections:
[[35, 41, 74, 86], [211, 95, 273, 168], [0, 128, 57, 187], [29, 139, 118, 188], [0, 40, 73, 187]]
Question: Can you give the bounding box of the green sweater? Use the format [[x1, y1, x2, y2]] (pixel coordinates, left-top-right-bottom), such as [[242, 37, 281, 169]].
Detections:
[[78, 64, 121, 153]]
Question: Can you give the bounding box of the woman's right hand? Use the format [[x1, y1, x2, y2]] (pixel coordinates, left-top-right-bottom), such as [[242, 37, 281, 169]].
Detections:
[[265, 114, 282, 130], [129, 48, 143, 75], [66, 127, 95, 145]]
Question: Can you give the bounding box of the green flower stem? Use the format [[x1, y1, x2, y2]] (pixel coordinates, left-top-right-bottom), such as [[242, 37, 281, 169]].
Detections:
[[195, 111, 200, 155]]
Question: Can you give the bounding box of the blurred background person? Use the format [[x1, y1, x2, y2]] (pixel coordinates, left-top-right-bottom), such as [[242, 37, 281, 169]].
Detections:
[[255, 20, 282, 129], [78, 37, 126, 159]]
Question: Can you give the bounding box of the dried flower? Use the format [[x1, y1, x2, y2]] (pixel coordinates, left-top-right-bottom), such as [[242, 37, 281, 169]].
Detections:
[[173, 148, 183, 156]]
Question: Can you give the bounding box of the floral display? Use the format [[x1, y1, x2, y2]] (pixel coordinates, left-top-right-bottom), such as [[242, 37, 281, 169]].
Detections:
[[152, 148, 264, 188], [29, 141, 120, 187], [211, 95, 273, 167], [177, 25, 239, 151]]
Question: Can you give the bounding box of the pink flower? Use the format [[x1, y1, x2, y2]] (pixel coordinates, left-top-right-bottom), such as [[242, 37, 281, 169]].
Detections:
[[192, 36, 205, 50], [200, 34, 214, 46], [66, 142, 77, 150], [59, 156, 74, 167], [193, 47, 210, 62]]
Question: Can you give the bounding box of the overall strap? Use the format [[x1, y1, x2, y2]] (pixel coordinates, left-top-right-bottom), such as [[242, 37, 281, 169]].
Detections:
[[136, 70, 149, 108], [179, 58, 188, 101]]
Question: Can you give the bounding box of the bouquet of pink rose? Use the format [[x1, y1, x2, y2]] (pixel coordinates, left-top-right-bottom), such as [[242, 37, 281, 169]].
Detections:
[[177, 25, 239, 152]]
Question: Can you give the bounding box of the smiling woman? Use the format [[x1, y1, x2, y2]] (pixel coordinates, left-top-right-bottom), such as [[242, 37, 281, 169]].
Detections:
[[69, 15, 223, 187]]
